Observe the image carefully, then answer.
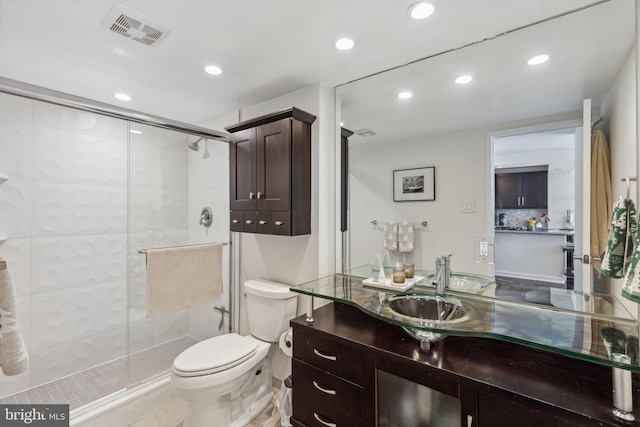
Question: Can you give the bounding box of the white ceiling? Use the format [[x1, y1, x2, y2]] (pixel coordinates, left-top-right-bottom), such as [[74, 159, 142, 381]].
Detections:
[[338, 0, 635, 144], [0, 0, 617, 126]]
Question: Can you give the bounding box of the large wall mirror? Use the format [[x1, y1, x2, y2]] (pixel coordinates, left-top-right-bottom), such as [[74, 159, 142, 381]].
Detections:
[[336, 0, 637, 309]]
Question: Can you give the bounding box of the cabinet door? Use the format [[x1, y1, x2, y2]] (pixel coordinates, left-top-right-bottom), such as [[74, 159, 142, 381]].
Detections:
[[520, 171, 548, 208], [230, 128, 257, 210], [376, 358, 477, 427], [478, 393, 584, 427], [256, 118, 291, 211], [495, 173, 520, 209]]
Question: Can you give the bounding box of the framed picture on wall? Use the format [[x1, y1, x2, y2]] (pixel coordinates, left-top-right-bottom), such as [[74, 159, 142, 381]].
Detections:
[[393, 167, 435, 202]]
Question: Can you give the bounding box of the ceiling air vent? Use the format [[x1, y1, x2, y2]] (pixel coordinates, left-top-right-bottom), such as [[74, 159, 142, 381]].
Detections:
[[355, 128, 378, 137], [101, 5, 170, 46]]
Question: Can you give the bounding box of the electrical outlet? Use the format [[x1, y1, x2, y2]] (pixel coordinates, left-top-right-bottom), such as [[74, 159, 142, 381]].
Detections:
[[479, 241, 488, 257]]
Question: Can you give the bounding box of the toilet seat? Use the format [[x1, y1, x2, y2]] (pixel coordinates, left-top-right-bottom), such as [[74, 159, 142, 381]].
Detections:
[[173, 333, 258, 377]]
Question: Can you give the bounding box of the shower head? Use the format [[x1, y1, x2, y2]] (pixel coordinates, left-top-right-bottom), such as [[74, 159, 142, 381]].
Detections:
[[188, 137, 204, 151]]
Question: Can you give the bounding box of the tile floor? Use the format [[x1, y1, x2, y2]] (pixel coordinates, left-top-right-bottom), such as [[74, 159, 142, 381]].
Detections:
[[128, 387, 284, 427], [0, 336, 196, 412]]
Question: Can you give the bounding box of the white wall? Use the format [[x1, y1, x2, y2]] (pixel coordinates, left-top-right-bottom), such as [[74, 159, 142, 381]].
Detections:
[[233, 83, 335, 380], [600, 47, 637, 317], [348, 126, 489, 276]]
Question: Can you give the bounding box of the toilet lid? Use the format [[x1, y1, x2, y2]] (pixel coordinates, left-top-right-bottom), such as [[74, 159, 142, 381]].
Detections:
[[173, 333, 258, 377]]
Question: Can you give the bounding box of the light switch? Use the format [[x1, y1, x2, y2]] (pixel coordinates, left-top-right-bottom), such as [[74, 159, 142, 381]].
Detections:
[[461, 200, 475, 213]]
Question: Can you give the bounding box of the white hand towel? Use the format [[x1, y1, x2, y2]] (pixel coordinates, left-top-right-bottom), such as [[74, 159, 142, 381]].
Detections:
[[0, 261, 29, 376], [383, 221, 398, 251], [398, 221, 415, 253]]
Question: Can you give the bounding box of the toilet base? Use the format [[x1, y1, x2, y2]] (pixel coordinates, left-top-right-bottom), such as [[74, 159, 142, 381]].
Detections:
[[181, 360, 273, 427]]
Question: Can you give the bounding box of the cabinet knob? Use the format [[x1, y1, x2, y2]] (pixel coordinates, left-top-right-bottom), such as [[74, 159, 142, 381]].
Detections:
[[249, 192, 255, 199], [259, 220, 268, 225], [245, 220, 253, 225], [257, 192, 263, 199], [275, 221, 283, 226], [232, 219, 239, 224]]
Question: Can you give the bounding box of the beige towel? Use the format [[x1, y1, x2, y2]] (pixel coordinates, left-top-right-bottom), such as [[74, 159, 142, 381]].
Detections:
[[590, 130, 612, 276], [146, 244, 223, 318], [0, 261, 29, 376]]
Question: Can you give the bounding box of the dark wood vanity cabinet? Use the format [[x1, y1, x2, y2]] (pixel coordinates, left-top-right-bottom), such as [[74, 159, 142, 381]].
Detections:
[[291, 302, 639, 427], [495, 170, 548, 209], [226, 107, 316, 236]]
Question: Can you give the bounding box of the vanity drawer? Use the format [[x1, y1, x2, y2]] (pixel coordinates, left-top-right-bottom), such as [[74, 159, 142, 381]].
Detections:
[[293, 360, 364, 426], [293, 329, 364, 384]]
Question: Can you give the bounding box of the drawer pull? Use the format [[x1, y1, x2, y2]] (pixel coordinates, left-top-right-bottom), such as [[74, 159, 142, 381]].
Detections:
[[275, 221, 283, 226], [468, 415, 473, 427], [313, 381, 336, 395], [313, 349, 337, 361], [259, 220, 268, 225], [249, 192, 255, 199], [245, 220, 253, 225], [257, 192, 263, 199], [232, 219, 239, 224], [313, 413, 336, 427]]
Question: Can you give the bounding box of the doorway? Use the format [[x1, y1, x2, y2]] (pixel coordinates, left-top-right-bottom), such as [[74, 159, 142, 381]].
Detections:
[[490, 120, 581, 290]]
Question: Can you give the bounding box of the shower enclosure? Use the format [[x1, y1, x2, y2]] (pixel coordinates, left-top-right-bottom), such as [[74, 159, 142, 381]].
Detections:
[[0, 88, 231, 416]]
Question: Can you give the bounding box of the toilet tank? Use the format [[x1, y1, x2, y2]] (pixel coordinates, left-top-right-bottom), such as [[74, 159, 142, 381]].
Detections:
[[244, 279, 298, 342]]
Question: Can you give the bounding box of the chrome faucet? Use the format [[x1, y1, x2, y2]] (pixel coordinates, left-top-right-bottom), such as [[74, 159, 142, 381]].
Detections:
[[432, 254, 452, 295]]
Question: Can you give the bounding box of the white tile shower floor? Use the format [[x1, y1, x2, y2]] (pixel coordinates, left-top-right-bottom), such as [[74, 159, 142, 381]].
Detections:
[[0, 337, 196, 412]]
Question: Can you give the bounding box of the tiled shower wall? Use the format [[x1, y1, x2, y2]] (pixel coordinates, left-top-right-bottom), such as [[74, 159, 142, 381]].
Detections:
[[0, 93, 129, 396], [0, 93, 230, 398]]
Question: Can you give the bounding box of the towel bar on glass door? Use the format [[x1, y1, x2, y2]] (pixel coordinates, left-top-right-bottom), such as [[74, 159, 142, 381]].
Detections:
[[138, 242, 228, 254]]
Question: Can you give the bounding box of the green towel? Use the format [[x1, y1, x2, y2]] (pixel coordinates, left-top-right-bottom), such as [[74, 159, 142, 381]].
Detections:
[[601, 198, 636, 278], [622, 204, 640, 296]]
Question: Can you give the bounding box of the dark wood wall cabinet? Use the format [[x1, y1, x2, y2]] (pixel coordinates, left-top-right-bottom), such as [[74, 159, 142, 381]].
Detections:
[[291, 302, 639, 427], [226, 107, 316, 236], [495, 170, 548, 209]]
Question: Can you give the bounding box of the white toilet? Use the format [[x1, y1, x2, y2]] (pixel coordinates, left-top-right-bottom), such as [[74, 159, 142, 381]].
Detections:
[[171, 279, 298, 427]]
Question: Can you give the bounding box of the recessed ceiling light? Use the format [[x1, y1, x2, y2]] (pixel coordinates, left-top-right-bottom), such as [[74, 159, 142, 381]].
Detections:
[[455, 75, 472, 84], [408, 2, 435, 20], [114, 93, 131, 101], [335, 38, 355, 50], [130, 130, 143, 134], [528, 54, 549, 65], [398, 91, 413, 99], [204, 65, 223, 75]]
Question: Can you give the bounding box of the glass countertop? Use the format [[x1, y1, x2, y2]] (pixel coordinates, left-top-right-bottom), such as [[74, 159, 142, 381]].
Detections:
[[290, 265, 640, 372]]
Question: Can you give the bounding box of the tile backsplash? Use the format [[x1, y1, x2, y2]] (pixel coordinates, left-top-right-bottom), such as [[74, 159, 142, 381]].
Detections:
[[495, 208, 548, 227]]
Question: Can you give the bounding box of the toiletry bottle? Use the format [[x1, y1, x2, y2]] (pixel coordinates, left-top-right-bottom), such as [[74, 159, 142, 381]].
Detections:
[[383, 252, 393, 277], [372, 254, 382, 277]]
